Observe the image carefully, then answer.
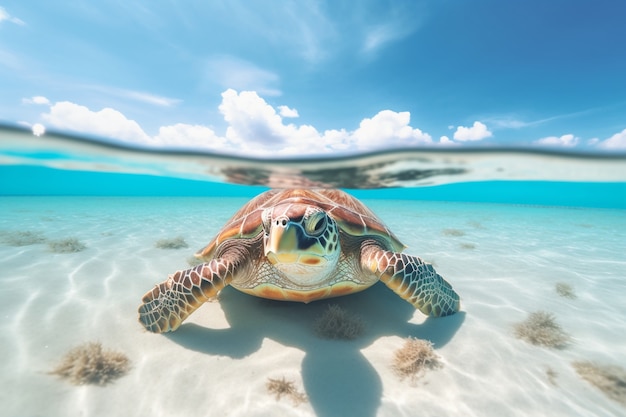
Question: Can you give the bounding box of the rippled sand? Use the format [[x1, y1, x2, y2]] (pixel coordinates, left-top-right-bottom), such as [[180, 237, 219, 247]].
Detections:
[[1, 197, 625, 417]]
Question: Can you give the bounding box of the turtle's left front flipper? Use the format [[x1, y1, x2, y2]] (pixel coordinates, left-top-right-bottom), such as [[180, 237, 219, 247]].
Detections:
[[360, 243, 460, 317], [138, 258, 238, 333]]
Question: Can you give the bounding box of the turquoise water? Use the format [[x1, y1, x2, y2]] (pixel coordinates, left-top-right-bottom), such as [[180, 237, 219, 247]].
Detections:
[[1, 126, 626, 416], [2, 165, 626, 209], [0, 195, 625, 416]]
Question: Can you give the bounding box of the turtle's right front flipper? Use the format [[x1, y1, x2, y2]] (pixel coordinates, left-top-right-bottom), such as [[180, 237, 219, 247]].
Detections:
[[360, 242, 460, 317], [138, 259, 237, 333]]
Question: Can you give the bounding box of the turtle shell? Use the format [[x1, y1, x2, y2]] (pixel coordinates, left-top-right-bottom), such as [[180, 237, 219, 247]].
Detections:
[[195, 189, 405, 260]]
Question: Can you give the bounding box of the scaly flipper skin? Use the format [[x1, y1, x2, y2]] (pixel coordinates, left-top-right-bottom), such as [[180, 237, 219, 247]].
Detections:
[[138, 258, 239, 333], [360, 242, 460, 317]]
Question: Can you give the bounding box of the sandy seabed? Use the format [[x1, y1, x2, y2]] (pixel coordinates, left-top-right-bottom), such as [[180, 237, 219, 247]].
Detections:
[[1, 196, 625, 417]]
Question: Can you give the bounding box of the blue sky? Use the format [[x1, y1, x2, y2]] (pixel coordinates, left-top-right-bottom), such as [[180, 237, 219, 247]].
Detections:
[[1, 0, 625, 156]]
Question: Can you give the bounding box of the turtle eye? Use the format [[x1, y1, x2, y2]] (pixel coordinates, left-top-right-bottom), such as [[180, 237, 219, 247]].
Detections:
[[305, 212, 327, 236]]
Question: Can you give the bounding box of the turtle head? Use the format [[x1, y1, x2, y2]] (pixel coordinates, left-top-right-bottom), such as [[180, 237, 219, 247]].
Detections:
[[262, 204, 341, 286]]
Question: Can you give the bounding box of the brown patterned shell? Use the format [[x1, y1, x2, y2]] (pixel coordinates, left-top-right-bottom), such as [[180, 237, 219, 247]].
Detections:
[[196, 189, 405, 260]]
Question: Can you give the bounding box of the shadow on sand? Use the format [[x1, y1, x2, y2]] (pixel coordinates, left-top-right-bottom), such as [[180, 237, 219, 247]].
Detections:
[[165, 282, 465, 417]]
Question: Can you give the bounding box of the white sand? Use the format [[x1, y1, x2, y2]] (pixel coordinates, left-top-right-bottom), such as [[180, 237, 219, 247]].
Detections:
[[1, 197, 625, 417]]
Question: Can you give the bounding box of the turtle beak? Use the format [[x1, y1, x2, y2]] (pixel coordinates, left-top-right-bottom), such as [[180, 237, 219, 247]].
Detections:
[[265, 222, 299, 264]]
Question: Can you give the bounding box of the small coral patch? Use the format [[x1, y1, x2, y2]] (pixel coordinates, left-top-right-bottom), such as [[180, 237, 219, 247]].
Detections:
[[514, 311, 570, 349], [266, 377, 307, 405], [50, 342, 130, 386], [573, 361, 626, 407], [392, 337, 442, 381], [313, 304, 365, 340]]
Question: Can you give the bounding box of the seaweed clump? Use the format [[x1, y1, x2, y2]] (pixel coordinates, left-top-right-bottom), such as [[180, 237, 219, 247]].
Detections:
[[313, 304, 365, 340], [514, 311, 570, 349], [266, 377, 307, 405], [48, 237, 86, 253], [50, 342, 130, 386], [555, 282, 577, 299], [155, 236, 188, 249], [392, 337, 442, 381], [1, 230, 47, 246], [442, 228, 465, 237], [573, 361, 626, 407], [546, 367, 558, 386], [459, 242, 476, 250]]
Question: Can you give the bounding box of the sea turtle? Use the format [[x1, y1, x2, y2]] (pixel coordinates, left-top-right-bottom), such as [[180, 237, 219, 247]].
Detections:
[[138, 189, 460, 333]]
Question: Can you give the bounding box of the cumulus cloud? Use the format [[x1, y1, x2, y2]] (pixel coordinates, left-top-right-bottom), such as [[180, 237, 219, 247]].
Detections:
[[42, 101, 150, 143], [278, 105, 299, 118], [453, 121, 493, 141], [535, 134, 579, 147], [153, 124, 227, 149], [439, 136, 456, 146], [219, 89, 306, 146], [36, 89, 445, 156], [22, 96, 51, 105], [351, 110, 432, 148], [0, 7, 25, 25], [597, 128, 626, 149]]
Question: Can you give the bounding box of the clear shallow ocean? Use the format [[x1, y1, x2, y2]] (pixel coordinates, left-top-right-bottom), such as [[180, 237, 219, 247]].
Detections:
[[1, 195, 625, 417], [1, 126, 626, 416]]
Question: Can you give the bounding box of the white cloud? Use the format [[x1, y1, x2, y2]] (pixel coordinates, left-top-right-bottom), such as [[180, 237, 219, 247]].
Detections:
[[453, 121, 493, 141], [205, 56, 281, 97], [42, 101, 150, 143], [535, 134, 579, 147], [32, 123, 45, 137], [22, 96, 51, 105], [220, 89, 293, 145], [597, 128, 626, 149], [36, 89, 445, 156], [153, 124, 227, 149], [218, 89, 325, 153], [0, 7, 25, 25], [439, 135, 456, 145], [351, 110, 432, 149], [278, 105, 299, 118]]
